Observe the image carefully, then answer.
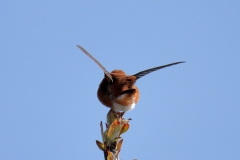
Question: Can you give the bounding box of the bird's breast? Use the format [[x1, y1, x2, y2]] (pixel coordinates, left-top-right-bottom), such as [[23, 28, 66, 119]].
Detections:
[[112, 92, 138, 111], [113, 101, 136, 112]]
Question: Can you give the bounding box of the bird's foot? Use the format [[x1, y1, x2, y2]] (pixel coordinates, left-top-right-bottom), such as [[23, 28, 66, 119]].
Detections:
[[113, 111, 125, 119], [120, 111, 126, 118]]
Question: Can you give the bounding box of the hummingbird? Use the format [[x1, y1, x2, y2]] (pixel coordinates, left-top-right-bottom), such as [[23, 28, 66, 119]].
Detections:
[[77, 45, 184, 113]]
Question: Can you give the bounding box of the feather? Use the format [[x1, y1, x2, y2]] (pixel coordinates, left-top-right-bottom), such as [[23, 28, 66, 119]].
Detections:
[[133, 61, 185, 79], [76, 45, 113, 82]]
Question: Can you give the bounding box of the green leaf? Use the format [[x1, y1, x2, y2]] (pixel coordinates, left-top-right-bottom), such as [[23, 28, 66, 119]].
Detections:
[[96, 140, 105, 151], [119, 123, 129, 136], [107, 120, 121, 142], [116, 139, 123, 151]]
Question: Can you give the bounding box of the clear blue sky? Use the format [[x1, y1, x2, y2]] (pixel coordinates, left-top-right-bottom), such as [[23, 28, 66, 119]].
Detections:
[[1, 1, 239, 160]]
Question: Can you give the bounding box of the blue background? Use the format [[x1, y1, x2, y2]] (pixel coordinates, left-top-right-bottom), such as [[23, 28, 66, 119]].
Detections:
[[1, 1, 239, 159]]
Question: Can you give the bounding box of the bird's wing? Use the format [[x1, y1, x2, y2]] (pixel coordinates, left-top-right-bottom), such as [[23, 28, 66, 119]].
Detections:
[[77, 45, 113, 81], [133, 61, 185, 79]]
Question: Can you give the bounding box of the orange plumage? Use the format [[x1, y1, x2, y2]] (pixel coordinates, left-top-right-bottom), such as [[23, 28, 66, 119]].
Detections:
[[97, 70, 139, 111], [77, 45, 184, 112]]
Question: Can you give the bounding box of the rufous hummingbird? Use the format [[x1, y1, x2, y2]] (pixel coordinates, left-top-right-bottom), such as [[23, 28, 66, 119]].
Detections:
[[77, 45, 184, 113]]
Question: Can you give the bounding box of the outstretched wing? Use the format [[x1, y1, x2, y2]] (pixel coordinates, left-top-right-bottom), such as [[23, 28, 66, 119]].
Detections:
[[76, 45, 113, 82], [133, 61, 185, 79]]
